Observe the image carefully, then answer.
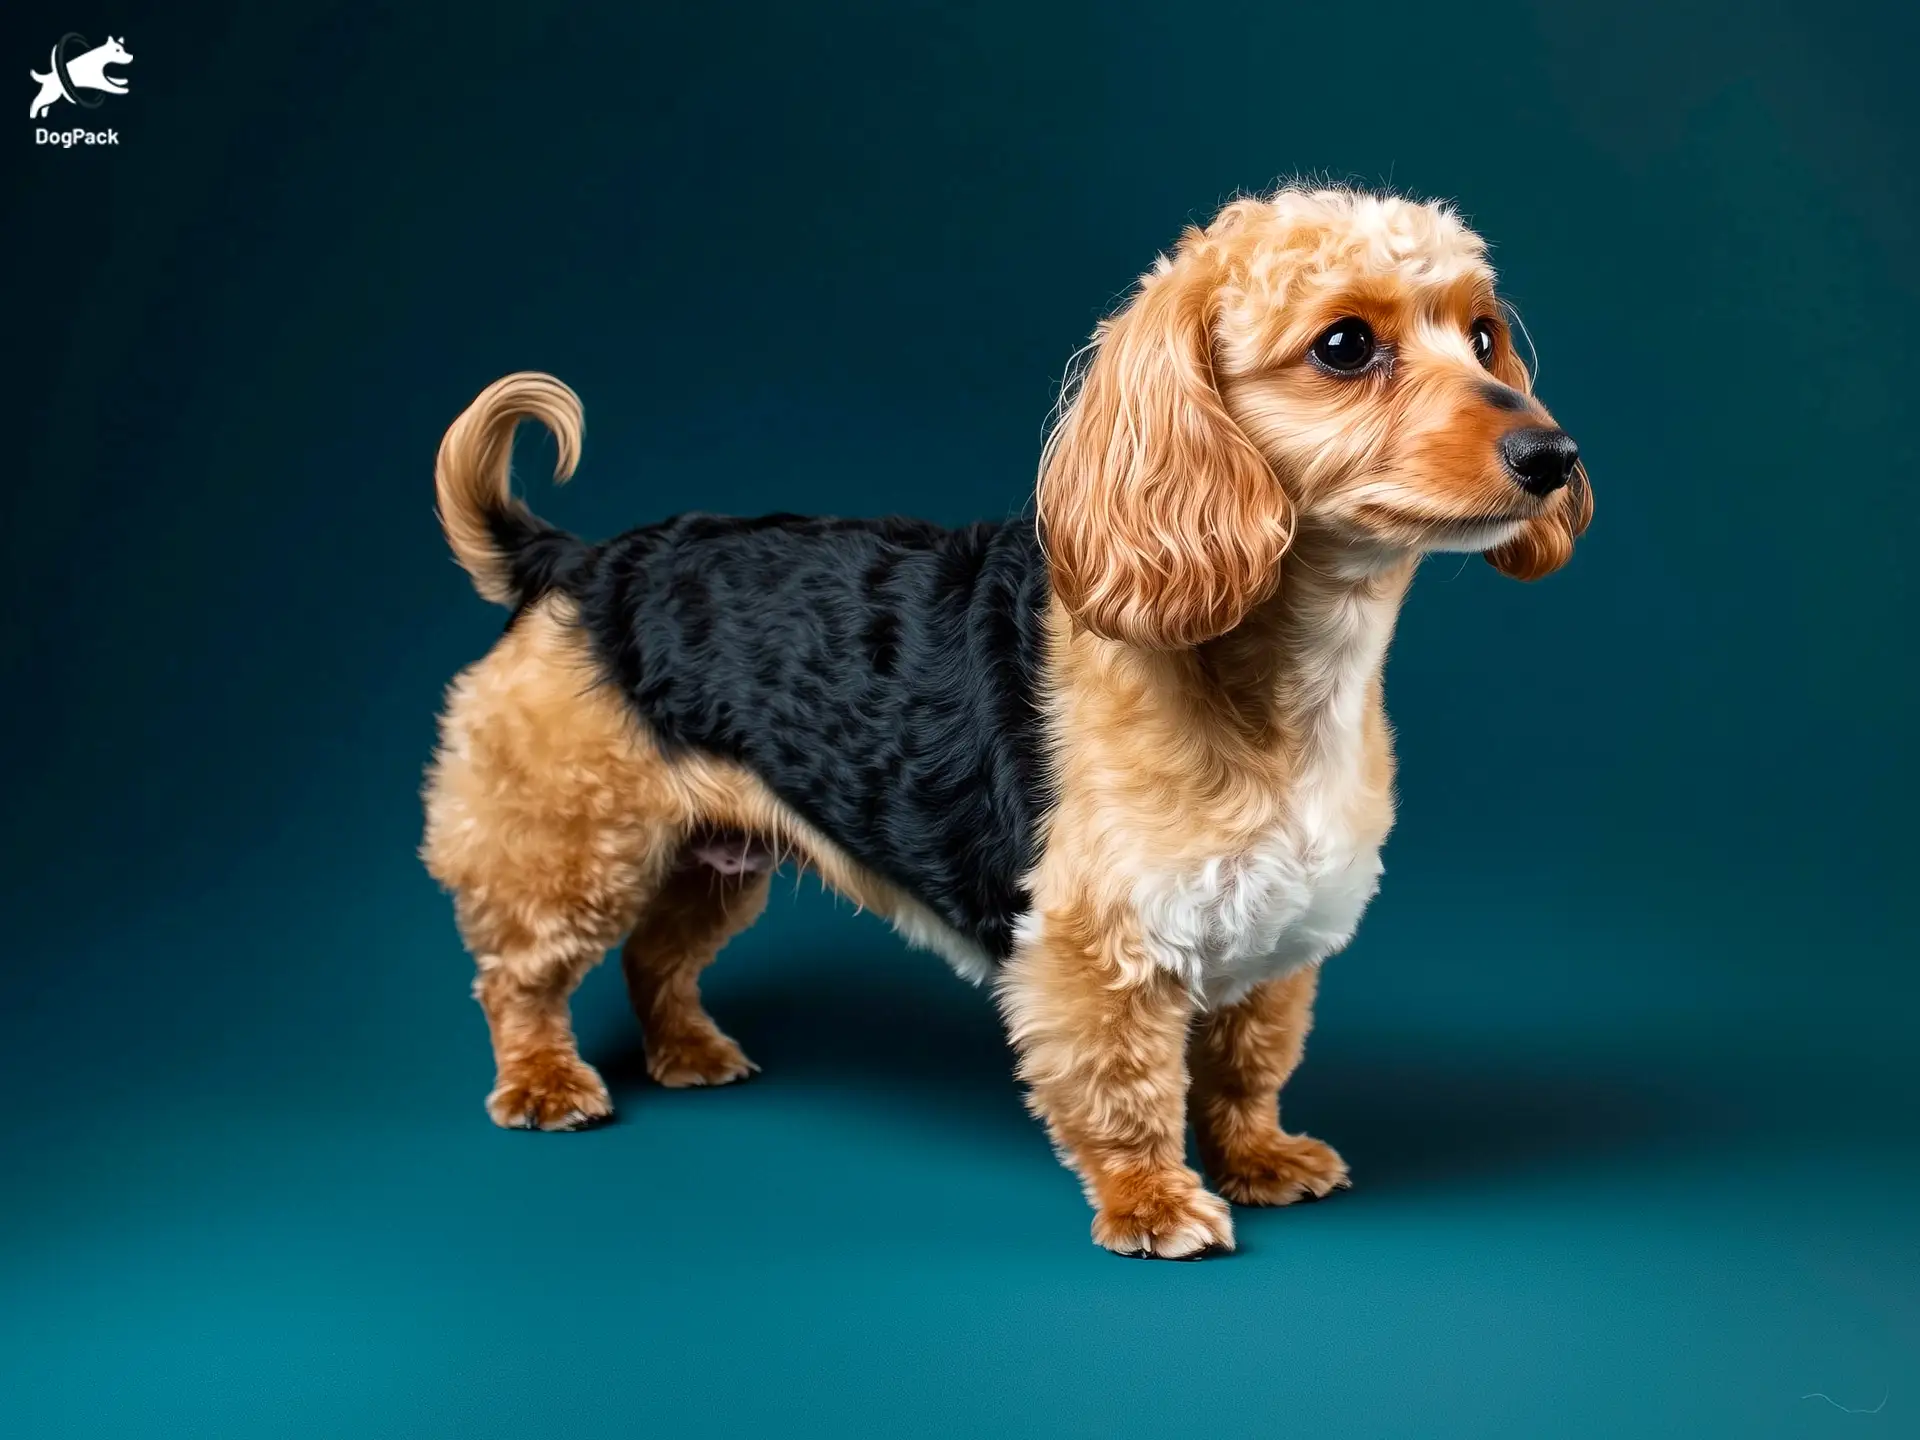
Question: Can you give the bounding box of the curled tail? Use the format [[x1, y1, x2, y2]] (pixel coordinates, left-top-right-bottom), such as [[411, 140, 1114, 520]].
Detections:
[[434, 371, 589, 607]]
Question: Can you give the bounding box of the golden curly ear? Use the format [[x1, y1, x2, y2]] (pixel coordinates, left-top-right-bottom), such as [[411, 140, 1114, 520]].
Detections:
[[1037, 246, 1292, 649], [1482, 339, 1593, 581]]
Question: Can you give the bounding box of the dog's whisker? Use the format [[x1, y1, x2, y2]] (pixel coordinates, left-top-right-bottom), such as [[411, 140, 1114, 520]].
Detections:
[[1502, 298, 1542, 388]]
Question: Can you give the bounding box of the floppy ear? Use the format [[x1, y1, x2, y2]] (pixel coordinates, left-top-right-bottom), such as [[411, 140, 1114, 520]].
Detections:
[[1483, 344, 1593, 581], [1037, 246, 1292, 649]]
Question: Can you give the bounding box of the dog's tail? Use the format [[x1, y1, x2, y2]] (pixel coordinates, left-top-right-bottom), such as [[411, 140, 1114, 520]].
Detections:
[[434, 371, 588, 607]]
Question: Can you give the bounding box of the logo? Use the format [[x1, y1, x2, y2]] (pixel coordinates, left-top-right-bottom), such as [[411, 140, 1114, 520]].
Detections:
[[29, 32, 130, 145]]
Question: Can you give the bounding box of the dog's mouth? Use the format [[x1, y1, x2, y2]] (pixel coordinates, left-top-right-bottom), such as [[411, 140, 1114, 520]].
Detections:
[[1443, 518, 1528, 541], [1422, 516, 1528, 555], [1346, 502, 1531, 551]]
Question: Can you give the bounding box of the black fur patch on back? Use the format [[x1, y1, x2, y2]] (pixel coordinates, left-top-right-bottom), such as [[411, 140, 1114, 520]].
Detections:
[[550, 509, 1055, 961]]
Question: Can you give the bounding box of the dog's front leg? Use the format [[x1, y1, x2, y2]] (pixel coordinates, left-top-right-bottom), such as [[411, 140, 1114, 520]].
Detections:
[[1190, 967, 1350, 1205], [998, 914, 1233, 1258]]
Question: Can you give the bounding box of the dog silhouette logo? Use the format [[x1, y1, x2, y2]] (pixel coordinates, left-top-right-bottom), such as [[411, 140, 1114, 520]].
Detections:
[[29, 33, 132, 119]]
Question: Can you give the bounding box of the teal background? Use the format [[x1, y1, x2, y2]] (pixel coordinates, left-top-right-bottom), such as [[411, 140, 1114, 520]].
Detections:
[[4, 1, 1916, 1435]]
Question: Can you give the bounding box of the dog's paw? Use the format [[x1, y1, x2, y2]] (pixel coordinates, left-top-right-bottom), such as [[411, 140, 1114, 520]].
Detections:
[[1092, 1169, 1236, 1259], [646, 1029, 758, 1089], [1210, 1132, 1350, 1206], [487, 1056, 613, 1131]]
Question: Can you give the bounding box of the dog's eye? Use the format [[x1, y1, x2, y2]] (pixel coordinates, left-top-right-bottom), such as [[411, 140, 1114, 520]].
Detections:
[[1311, 318, 1376, 373], [1469, 318, 1498, 369]]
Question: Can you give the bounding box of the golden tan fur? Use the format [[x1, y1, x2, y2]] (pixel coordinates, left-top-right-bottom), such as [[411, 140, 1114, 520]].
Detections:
[[1191, 968, 1349, 1205], [422, 601, 976, 1126], [434, 373, 583, 606], [421, 186, 1588, 1256], [622, 864, 769, 1088], [1037, 240, 1295, 650]]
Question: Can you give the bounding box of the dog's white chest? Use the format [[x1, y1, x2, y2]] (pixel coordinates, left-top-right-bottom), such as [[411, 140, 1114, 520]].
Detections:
[[1105, 574, 1399, 1007], [1134, 805, 1383, 1008]]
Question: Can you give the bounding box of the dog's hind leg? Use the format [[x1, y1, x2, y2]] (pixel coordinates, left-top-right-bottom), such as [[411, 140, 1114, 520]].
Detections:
[[449, 818, 672, 1129], [423, 603, 681, 1131], [469, 930, 628, 1130], [621, 855, 771, 1088], [29, 69, 60, 120]]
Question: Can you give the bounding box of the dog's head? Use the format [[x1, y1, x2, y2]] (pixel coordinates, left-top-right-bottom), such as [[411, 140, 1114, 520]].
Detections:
[[99, 36, 132, 66], [1037, 187, 1592, 648]]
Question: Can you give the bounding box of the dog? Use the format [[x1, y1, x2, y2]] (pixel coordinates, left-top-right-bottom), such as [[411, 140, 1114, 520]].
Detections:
[[28, 35, 131, 119], [421, 186, 1591, 1258]]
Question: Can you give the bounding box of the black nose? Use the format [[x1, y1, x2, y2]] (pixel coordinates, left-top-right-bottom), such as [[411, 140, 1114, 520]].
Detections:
[[1498, 426, 1579, 496]]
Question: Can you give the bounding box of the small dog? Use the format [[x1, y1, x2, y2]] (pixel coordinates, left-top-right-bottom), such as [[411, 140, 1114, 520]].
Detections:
[[422, 186, 1591, 1258]]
